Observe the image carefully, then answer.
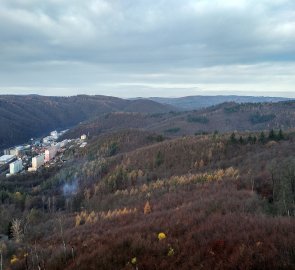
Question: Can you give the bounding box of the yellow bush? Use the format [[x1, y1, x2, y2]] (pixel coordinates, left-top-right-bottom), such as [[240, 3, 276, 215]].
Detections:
[[167, 246, 174, 256], [75, 214, 82, 227], [131, 257, 137, 265], [10, 255, 19, 264], [158, 232, 166, 241]]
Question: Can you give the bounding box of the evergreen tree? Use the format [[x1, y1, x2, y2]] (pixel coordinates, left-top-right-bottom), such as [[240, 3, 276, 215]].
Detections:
[[278, 129, 284, 140], [239, 136, 244, 144], [213, 130, 219, 140], [253, 136, 257, 144], [268, 129, 276, 140], [259, 132, 266, 143], [247, 135, 253, 144], [230, 132, 237, 143], [155, 151, 164, 167]]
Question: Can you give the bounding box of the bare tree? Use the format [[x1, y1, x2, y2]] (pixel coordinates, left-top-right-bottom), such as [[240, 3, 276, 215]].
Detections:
[[11, 218, 23, 243], [57, 214, 67, 260], [0, 242, 7, 270]]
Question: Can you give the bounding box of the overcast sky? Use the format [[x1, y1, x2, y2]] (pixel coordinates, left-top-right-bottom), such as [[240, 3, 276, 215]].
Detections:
[[0, 0, 294, 97]]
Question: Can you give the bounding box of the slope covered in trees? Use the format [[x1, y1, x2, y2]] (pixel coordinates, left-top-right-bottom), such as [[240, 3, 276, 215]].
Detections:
[[149, 95, 292, 110], [63, 101, 295, 139], [0, 128, 294, 269], [0, 95, 175, 149]]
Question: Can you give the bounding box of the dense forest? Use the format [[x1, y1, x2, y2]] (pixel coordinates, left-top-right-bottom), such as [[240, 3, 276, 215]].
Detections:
[[63, 101, 295, 139], [0, 123, 294, 269], [0, 95, 174, 149], [150, 95, 291, 110], [1, 95, 294, 150]]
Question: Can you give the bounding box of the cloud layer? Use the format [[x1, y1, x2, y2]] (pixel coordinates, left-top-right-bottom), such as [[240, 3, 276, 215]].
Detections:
[[0, 0, 294, 97]]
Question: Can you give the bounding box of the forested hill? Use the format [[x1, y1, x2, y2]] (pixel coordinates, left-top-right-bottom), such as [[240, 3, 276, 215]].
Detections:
[[1, 94, 295, 150], [0, 95, 175, 149], [63, 101, 295, 139], [149, 95, 293, 110]]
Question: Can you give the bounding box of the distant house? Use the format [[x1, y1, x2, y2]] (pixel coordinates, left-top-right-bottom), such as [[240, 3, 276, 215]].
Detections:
[[81, 134, 87, 140]]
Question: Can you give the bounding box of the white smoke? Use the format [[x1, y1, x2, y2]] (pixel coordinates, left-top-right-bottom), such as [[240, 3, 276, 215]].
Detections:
[[62, 179, 78, 196]]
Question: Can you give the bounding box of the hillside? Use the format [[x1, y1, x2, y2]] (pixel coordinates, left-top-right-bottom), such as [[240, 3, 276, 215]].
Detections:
[[63, 101, 295, 139], [2, 94, 293, 150], [150, 95, 293, 110], [151, 101, 295, 135], [0, 95, 175, 149], [61, 112, 170, 139], [0, 129, 294, 269]]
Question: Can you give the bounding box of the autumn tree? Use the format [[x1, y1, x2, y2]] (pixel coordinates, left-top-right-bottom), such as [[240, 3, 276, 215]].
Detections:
[[144, 201, 152, 214]]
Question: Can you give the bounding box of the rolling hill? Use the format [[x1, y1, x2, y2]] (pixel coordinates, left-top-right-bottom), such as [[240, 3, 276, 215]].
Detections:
[[0, 95, 175, 150], [63, 101, 295, 139], [1, 127, 294, 269], [149, 95, 292, 110]]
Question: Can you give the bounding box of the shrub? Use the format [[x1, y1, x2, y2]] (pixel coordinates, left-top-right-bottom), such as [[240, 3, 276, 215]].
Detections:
[[250, 113, 275, 124], [164, 128, 180, 134], [187, 115, 209, 124]]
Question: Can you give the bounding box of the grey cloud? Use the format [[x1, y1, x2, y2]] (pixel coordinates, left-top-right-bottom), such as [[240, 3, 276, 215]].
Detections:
[[0, 0, 294, 96]]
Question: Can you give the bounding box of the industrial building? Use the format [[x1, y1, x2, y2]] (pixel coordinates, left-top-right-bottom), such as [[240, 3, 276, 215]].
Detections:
[[9, 148, 17, 156], [3, 145, 29, 157], [9, 159, 23, 175], [0, 155, 16, 165], [3, 149, 10, 155]]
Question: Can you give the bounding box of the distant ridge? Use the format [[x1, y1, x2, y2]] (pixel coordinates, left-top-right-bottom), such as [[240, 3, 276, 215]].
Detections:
[[63, 100, 295, 140], [148, 95, 293, 110]]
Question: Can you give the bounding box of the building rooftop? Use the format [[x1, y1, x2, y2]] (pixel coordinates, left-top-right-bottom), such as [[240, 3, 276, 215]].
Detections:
[[0, 155, 16, 163]]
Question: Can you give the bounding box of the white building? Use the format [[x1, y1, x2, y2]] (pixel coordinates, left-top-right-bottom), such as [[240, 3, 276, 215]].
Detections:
[[9, 148, 17, 156], [15, 146, 25, 157], [31, 154, 45, 171], [81, 134, 87, 140], [3, 149, 10, 155], [0, 155, 16, 165], [10, 159, 23, 175], [45, 146, 57, 162]]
